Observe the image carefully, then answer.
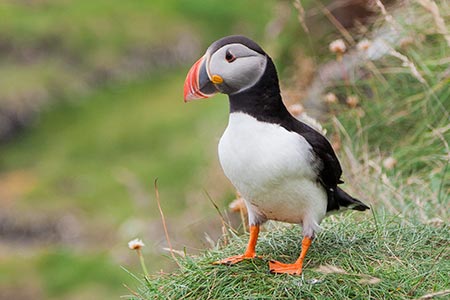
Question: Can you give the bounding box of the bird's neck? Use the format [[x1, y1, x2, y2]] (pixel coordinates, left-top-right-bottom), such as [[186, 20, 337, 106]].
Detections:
[[228, 57, 291, 123]]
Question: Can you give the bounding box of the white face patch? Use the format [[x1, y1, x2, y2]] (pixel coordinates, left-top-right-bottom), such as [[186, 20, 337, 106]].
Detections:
[[207, 44, 267, 94]]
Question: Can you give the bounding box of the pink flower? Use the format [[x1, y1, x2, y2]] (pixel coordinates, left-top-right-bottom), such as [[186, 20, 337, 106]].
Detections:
[[128, 238, 145, 250], [357, 39, 372, 51], [383, 157, 397, 169], [346, 95, 359, 108], [329, 39, 346, 54], [324, 92, 338, 104]]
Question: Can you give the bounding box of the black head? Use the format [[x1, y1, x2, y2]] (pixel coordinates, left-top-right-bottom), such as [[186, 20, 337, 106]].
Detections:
[[206, 35, 266, 56]]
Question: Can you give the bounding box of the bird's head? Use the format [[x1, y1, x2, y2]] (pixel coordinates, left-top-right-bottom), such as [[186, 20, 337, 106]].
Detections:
[[184, 35, 269, 102]]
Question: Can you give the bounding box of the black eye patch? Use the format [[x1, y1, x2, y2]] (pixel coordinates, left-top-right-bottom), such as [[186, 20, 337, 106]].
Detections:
[[225, 50, 236, 63]]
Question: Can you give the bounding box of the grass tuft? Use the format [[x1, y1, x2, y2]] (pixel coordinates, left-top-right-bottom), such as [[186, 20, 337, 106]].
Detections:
[[126, 213, 449, 299]]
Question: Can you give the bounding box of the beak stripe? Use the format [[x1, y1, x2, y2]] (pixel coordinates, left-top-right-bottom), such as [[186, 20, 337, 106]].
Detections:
[[184, 55, 219, 102], [184, 56, 209, 101]]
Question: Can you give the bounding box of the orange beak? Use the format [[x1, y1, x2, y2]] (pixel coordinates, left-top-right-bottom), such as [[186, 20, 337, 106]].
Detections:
[[183, 55, 219, 102]]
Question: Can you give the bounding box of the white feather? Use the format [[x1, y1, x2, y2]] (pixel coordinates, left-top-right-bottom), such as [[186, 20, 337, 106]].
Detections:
[[218, 112, 327, 237]]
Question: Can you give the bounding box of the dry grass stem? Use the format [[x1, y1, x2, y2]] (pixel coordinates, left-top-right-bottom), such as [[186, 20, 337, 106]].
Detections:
[[375, 0, 402, 32], [317, 1, 355, 45], [122, 284, 145, 300], [417, 0, 450, 47], [416, 289, 450, 300], [154, 179, 180, 267], [388, 49, 426, 83], [162, 247, 185, 257], [316, 264, 346, 274], [293, 0, 309, 33]]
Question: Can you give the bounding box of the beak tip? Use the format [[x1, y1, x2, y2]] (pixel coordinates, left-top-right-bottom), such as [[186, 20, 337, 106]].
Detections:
[[183, 85, 189, 103], [184, 92, 205, 102]]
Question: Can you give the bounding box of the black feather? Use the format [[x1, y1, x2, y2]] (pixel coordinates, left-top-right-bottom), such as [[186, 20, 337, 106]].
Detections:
[[207, 35, 266, 56], [335, 187, 370, 211]]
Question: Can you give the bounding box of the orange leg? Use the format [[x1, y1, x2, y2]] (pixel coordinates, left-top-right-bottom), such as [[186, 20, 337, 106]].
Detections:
[[214, 225, 260, 265], [269, 236, 312, 275]]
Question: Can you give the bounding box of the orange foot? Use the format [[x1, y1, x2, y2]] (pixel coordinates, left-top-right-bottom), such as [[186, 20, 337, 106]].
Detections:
[[213, 254, 262, 265], [269, 260, 303, 275], [214, 225, 261, 265]]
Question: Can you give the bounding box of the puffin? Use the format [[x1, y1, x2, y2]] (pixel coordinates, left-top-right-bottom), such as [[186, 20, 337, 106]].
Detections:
[[183, 35, 369, 275]]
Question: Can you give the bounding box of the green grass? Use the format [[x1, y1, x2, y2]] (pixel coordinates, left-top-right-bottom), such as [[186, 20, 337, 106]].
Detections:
[[327, 35, 449, 221], [127, 214, 449, 299]]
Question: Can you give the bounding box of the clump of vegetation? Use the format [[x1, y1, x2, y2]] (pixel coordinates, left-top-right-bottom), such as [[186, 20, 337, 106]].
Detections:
[[127, 216, 449, 299], [127, 1, 449, 299], [327, 0, 449, 222]]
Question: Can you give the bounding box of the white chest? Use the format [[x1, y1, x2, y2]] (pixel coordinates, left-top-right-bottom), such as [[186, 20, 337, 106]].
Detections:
[[218, 112, 327, 229], [218, 113, 316, 198]]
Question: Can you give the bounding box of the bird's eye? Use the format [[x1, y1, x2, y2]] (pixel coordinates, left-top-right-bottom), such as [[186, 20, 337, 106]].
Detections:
[[225, 50, 236, 63]]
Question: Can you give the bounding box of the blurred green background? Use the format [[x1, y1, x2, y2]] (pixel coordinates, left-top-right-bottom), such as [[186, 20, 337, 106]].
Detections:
[[0, 0, 286, 299]]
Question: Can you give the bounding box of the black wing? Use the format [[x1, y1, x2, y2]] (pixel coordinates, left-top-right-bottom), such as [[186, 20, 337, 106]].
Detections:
[[282, 116, 343, 211]]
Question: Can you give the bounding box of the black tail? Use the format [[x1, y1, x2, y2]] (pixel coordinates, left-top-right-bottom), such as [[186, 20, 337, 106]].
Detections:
[[335, 187, 370, 211]]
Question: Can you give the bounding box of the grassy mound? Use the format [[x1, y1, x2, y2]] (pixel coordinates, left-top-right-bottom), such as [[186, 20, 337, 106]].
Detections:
[[127, 215, 448, 299]]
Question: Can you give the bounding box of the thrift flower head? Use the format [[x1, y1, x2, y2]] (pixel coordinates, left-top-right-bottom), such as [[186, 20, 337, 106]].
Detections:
[[357, 39, 372, 51], [128, 238, 145, 250], [346, 95, 359, 108], [288, 104, 304, 116], [383, 157, 397, 169], [324, 92, 338, 104], [329, 39, 346, 54]]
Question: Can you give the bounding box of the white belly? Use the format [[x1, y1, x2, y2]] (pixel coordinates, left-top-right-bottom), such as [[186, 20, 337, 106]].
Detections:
[[218, 112, 327, 230]]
